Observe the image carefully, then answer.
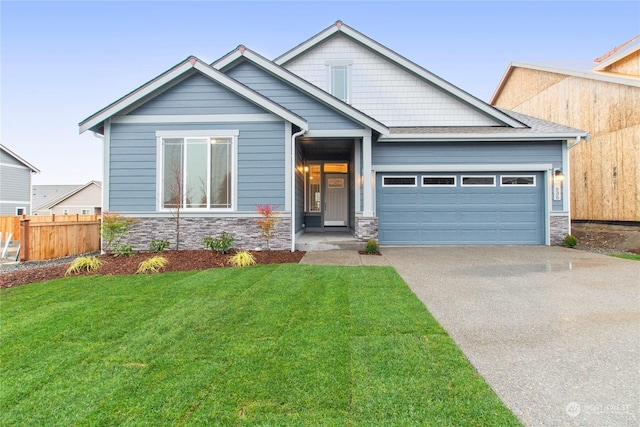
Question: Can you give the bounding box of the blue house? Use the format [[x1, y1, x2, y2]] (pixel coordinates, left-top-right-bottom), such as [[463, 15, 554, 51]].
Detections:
[[79, 21, 587, 251]]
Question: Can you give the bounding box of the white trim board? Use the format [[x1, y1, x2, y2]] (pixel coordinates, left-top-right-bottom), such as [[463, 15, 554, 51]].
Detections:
[[373, 164, 553, 173], [113, 114, 283, 124]]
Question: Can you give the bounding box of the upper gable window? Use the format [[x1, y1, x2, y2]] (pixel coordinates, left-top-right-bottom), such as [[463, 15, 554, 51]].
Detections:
[[327, 61, 352, 103]]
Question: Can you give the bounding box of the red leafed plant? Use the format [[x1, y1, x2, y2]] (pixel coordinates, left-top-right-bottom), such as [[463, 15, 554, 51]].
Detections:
[[256, 204, 281, 250]]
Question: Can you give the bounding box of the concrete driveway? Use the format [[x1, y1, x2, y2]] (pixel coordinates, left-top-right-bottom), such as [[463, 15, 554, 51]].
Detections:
[[381, 246, 639, 427]]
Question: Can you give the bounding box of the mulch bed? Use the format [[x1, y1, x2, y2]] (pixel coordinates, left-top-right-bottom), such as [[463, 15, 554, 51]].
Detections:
[[0, 250, 306, 290]]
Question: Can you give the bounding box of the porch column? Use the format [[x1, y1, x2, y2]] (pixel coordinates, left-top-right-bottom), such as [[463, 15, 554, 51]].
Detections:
[[362, 134, 374, 216]]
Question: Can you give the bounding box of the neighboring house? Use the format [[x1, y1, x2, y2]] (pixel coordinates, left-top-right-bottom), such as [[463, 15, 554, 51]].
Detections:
[[0, 144, 40, 215], [491, 35, 640, 223], [32, 181, 102, 215], [79, 21, 587, 251]]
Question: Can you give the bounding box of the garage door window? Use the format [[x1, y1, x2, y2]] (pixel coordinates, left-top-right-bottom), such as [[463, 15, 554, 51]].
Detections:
[[422, 176, 456, 187], [501, 175, 536, 186], [382, 176, 417, 187], [461, 176, 495, 186]]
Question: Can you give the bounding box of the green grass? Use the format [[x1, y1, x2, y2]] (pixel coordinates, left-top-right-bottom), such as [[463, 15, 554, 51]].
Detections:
[[611, 253, 640, 261], [0, 265, 520, 426]]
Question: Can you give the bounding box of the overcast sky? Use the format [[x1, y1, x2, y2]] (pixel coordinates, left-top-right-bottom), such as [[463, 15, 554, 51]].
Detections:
[[2, 1, 639, 185]]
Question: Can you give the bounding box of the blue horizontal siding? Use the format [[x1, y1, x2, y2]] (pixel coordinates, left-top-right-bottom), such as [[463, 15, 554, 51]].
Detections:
[[109, 122, 286, 211], [130, 73, 266, 115], [226, 61, 363, 131]]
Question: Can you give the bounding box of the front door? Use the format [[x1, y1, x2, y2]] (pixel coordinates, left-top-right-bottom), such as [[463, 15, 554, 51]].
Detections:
[[324, 173, 348, 226]]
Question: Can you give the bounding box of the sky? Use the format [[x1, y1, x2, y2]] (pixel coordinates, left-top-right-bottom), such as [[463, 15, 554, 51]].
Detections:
[[2, 0, 639, 186]]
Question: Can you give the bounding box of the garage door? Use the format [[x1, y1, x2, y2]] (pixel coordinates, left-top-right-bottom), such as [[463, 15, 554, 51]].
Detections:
[[377, 172, 545, 245]]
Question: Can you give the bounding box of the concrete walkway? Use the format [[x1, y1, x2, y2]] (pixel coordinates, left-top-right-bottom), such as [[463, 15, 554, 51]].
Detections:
[[300, 246, 640, 426]]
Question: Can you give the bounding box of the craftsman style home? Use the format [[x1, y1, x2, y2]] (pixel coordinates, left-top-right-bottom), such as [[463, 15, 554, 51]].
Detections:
[[79, 21, 587, 251]]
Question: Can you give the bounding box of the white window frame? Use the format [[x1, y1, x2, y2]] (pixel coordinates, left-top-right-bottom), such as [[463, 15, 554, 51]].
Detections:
[[500, 175, 536, 187], [15, 207, 26, 215], [421, 175, 457, 187], [460, 175, 496, 187], [81, 209, 92, 215], [326, 60, 352, 104], [382, 176, 417, 187], [156, 130, 239, 212]]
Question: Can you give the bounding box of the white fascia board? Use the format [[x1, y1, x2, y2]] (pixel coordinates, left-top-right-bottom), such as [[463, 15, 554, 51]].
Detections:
[[378, 132, 588, 142], [509, 62, 640, 87], [274, 24, 339, 65], [274, 22, 524, 129], [79, 57, 308, 135], [215, 48, 388, 135], [79, 61, 195, 134], [0, 144, 40, 173]]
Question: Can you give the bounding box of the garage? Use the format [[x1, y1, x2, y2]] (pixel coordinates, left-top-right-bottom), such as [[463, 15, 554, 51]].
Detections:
[[376, 172, 545, 245]]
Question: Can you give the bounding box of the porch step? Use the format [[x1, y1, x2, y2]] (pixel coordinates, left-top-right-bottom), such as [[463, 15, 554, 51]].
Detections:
[[296, 239, 364, 252]]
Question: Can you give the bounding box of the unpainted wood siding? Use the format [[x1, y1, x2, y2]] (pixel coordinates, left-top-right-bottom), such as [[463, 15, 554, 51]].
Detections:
[[493, 66, 640, 221], [282, 33, 501, 127], [226, 61, 364, 131], [601, 50, 640, 77], [372, 140, 564, 211], [109, 122, 287, 212], [0, 149, 32, 215]]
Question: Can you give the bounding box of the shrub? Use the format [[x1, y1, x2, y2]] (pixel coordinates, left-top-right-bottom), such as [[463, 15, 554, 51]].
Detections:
[[564, 234, 578, 248], [150, 239, 170, 252], [256, 204, 281, 250], [112, 243, 135, 257], [203, 232, 235, 254], [65, 256, 102, 276], [101, 212, 137, 254], [365, 239, 379, 254], [136, 256, 168, 274], [228, 250, 256, 267]]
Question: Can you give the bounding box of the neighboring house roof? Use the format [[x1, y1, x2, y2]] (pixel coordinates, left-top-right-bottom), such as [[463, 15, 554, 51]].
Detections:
[[593, 34, 640, 71], [381, 110, 588, 142], [79, 57, 308, 135], [212, 45, 389, 135], [33, 181, 102, 211], [0, 143, 40, 173], [274, 20, 527, 129], [491, 35, 640, 104]]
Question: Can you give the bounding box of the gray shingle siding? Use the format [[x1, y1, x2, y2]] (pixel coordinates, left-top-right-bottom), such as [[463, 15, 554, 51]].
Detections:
[[226, 61, 364, 131]]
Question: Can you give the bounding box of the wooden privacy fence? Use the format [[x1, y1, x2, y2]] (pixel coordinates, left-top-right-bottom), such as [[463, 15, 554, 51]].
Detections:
[[0, 215, 101, 261]]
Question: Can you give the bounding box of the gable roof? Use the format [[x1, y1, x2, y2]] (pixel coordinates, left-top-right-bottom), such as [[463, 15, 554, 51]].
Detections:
[[593, 34, 640, 71], [213, 46, 388, 135], [490, 60, 640, 105], [0, 144, 40, 173], [78, 57, 308, 135], [33, 181, 101, 211], [273, 21, 527, 129]]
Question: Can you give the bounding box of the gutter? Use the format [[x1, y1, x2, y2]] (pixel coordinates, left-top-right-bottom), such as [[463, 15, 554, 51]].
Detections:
[[568, 134, 590, 149], [290, 128, 307, 252], [378, 133, 589, 143]]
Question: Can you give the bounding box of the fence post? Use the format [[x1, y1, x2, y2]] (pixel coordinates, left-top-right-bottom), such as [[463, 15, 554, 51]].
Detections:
[[19, 219, 30, 261]]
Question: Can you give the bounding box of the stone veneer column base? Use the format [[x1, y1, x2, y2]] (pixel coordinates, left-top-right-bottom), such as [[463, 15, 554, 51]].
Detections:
[[119, 216, 291, 252], [355, 217, 379, 242], [550, 215, 570, 245]]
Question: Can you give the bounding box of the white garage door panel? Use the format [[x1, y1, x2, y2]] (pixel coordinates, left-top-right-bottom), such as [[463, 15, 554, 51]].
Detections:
[[377, 172, 544, 245]]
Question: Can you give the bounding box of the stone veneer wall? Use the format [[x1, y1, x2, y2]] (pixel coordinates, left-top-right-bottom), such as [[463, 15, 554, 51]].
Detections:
[[550, 215, 570, 245], [355, 217, 378, 241], [120, 216, 291, 252]]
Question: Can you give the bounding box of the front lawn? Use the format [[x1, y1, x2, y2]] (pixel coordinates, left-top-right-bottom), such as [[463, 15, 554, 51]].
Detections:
[[1, 265, 520, 425], [611, 253, 640, 261]]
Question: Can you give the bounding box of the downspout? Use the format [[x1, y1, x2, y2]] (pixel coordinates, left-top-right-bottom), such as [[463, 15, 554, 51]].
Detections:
[[291, 128, 307, 252]]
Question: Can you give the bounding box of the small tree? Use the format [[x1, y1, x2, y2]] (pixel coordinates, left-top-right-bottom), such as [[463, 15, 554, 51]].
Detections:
[[101, 212, 137, 254], [164, 167, 191, 250], [256, 204, 281, 251]]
